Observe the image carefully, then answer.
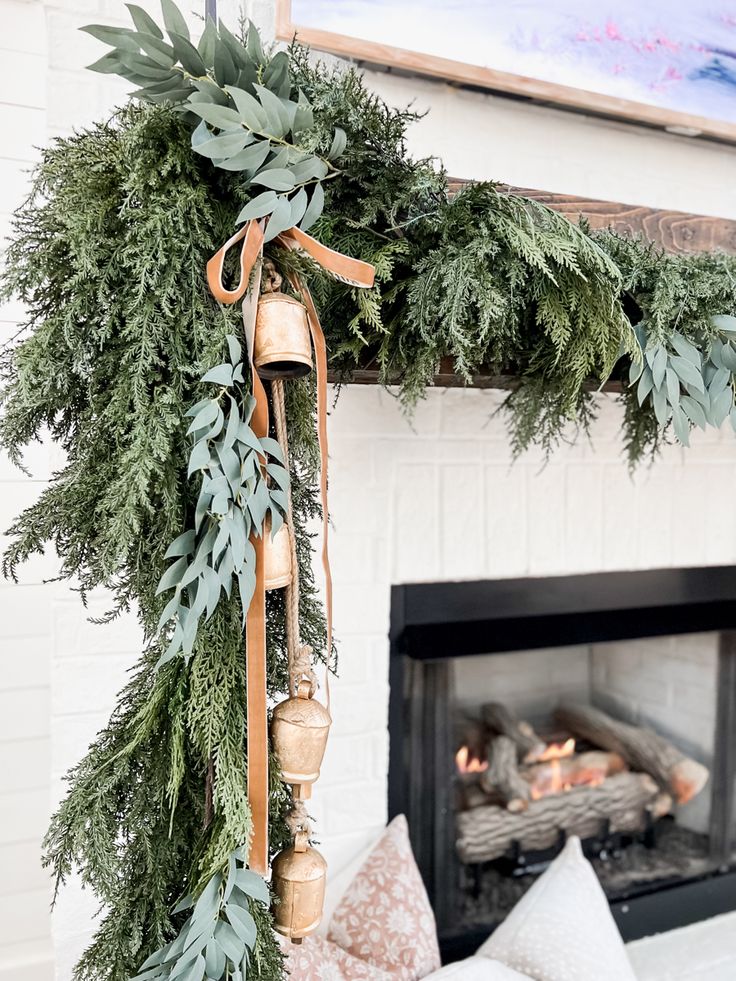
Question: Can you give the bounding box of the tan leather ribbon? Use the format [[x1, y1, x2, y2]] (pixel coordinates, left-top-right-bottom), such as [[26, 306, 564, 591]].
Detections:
[[206, 218, 374, 873]]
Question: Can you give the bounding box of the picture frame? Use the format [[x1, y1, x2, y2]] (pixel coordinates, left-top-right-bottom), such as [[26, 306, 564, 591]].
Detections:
[[276, 1, 736, 145]]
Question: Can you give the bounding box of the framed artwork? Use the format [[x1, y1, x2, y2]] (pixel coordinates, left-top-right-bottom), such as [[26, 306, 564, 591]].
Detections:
[[276, 1, 736, 144]]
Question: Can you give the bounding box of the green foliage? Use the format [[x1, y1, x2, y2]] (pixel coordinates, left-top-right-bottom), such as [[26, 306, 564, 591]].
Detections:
[[157, 337, 289, 666], [3, 18, 736, 981], [0, 104, 300, 981], [83, 1, 344, 237], [133, 855, 269, 981]]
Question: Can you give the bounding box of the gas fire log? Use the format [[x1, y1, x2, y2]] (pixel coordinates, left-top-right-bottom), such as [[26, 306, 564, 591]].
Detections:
[[521, 750, 626, 797], [481, 702, 546, 763], [455, 715, 489, 766], [480, 735, 531, 812], [456, 771, 664, 863], [554, 703, 709, 805]]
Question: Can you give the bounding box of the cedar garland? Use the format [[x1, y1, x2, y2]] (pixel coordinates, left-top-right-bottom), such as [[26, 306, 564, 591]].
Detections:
[[1, 26, 736, 981]]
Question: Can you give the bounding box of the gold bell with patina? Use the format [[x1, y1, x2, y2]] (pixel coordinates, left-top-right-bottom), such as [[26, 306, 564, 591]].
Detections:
[[254, 292, 313, 381], [271, 831, 327, 943], [271, 680, 331, 800], [263, 518, 292, 591]]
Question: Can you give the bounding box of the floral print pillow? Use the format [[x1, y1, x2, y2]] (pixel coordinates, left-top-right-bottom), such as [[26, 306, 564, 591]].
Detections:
[[326, 815, 441, 980], [281, 935, 393, 980]]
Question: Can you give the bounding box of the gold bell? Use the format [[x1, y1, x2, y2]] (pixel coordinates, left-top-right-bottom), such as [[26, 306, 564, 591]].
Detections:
[[271, 681, 331, 800], [263, 519, 292, 591], [272, 831, 327, 943], [254, 292, 312, 381]]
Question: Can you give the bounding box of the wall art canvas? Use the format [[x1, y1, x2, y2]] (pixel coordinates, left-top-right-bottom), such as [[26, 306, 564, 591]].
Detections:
[[277, 0, 736, 142]]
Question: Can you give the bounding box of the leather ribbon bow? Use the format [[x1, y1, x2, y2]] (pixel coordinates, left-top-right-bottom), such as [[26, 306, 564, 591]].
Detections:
[[207, 218, 375, 874]]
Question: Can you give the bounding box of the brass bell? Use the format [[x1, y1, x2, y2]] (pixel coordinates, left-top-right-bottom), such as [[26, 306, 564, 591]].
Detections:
[[263, 518, 292, 591], [272, 831, 327, 943], [254, 292, 312, 381], [271, 681, 331, 800]]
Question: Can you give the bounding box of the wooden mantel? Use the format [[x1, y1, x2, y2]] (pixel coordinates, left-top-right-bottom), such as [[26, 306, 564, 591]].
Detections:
[[329, 186, 736, 390]]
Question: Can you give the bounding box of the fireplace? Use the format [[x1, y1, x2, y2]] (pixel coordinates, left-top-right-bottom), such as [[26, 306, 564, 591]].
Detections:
[[388, 566, 736, 962]]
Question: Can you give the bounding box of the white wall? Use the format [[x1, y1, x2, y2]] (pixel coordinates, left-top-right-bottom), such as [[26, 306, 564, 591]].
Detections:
[[0, 0, 735, 977]]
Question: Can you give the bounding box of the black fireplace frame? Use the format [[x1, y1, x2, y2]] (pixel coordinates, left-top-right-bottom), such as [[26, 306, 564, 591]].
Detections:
[[388, 566, 736, 961]]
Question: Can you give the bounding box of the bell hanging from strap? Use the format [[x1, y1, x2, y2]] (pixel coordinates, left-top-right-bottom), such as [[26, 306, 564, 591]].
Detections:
[[271, 679, 331, 800], [271, 830, 327, 943], [254, 291, 313, 381]]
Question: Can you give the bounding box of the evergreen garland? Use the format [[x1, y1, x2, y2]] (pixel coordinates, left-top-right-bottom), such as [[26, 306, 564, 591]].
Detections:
[[1, 8, 736, 980]]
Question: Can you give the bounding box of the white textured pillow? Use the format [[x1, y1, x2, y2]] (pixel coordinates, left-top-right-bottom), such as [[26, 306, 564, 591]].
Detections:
[[425, 956, 531, 979], [477, 836, 637, 981]]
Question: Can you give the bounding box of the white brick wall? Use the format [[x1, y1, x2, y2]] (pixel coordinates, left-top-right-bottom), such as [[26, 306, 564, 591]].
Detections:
[[0, 0, 734, 977]]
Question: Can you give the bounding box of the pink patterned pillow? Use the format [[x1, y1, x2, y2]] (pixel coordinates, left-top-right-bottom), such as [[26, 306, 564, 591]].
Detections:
[[281, 935, 392, 980], [327, 815, 441, 979]]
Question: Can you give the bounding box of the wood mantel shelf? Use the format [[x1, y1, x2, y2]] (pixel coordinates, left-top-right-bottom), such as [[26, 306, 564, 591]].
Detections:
[[327, 186, 736, 390]]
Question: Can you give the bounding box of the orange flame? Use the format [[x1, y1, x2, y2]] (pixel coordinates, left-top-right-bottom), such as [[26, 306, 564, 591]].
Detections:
[[536, 737, 576, 762], [455, 745, 488, 774]]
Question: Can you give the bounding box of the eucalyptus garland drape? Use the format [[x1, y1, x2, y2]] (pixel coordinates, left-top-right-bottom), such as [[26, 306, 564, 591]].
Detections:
[[2, 6, 736, 981]]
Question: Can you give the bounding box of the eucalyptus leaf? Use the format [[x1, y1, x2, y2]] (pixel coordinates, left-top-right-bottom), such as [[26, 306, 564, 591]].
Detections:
[[301, 182, 324, 231], [226, 903, 257, 947], [126, 3, 164, 39], [194, 131, 250, 161], [187, 103, 243, 130], [263, 194, 293, 242], [216, 140, 270, 174], [214, 920, 245, 965], [712, 314, 736, 335], [214, 37, 238, 86], [328, 126, 347, 161], [226, 86, 267, 130], [250, 168, 296, 192], [187, 399, 218, 434], [157, 555, 188, 594], [201, 362, 234, 385], [234, 868, 269, 904], [670, 356, 704, 393], [165, 529, 196, 558], [236, 190, 278, 224], [161, 0, 189, 41]]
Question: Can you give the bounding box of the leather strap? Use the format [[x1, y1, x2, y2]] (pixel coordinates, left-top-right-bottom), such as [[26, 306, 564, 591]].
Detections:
[[241, 261, 270, 875], [206, 217, 374, 872], [207, 221, 264, 304]]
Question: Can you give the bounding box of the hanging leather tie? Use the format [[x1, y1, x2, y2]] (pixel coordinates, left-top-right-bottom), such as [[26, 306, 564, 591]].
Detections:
[[206, 217, 374, 876]]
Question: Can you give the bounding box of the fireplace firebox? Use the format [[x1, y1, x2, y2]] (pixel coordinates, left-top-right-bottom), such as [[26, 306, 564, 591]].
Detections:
[[388, 567, 736, 963]]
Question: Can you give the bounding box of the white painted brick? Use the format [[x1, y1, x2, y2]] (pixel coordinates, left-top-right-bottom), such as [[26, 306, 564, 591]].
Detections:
[[51, 598, 141, 658], [0, 840, 50, 896], [0, 1, 46, 57], [0, 634, 49, 690], [321, 779, 387, 836], [0, 944, 53, 981], [392, 462, 439, 582], [50, 653, 133, 717], [0, 50, 45, 109], [0, 104, 45, 162], [0, 890, 51, 946], [0, 586, 52, 638], [320, 733, 373, 787], [485, 464, 526, 577], [0, 689, 49, 742], [0, 738, 49, 793], [564, 463, 603, 572], [526, 464, 566, 575], [440, 463, 484, 579], [0, 789, 50, 844]]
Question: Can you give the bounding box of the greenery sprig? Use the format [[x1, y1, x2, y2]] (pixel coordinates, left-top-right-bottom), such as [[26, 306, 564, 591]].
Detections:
[[133, 852, 268, 981], [83, 2, 344, 239], [156, 335, 289, 666]]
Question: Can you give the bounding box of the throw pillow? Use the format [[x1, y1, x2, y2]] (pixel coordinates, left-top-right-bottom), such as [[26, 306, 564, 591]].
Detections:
[[425, 956, 532, 979], [327, 814, 441, 979], [477, 836, 637, 981], [280, 935, 393, 980]]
